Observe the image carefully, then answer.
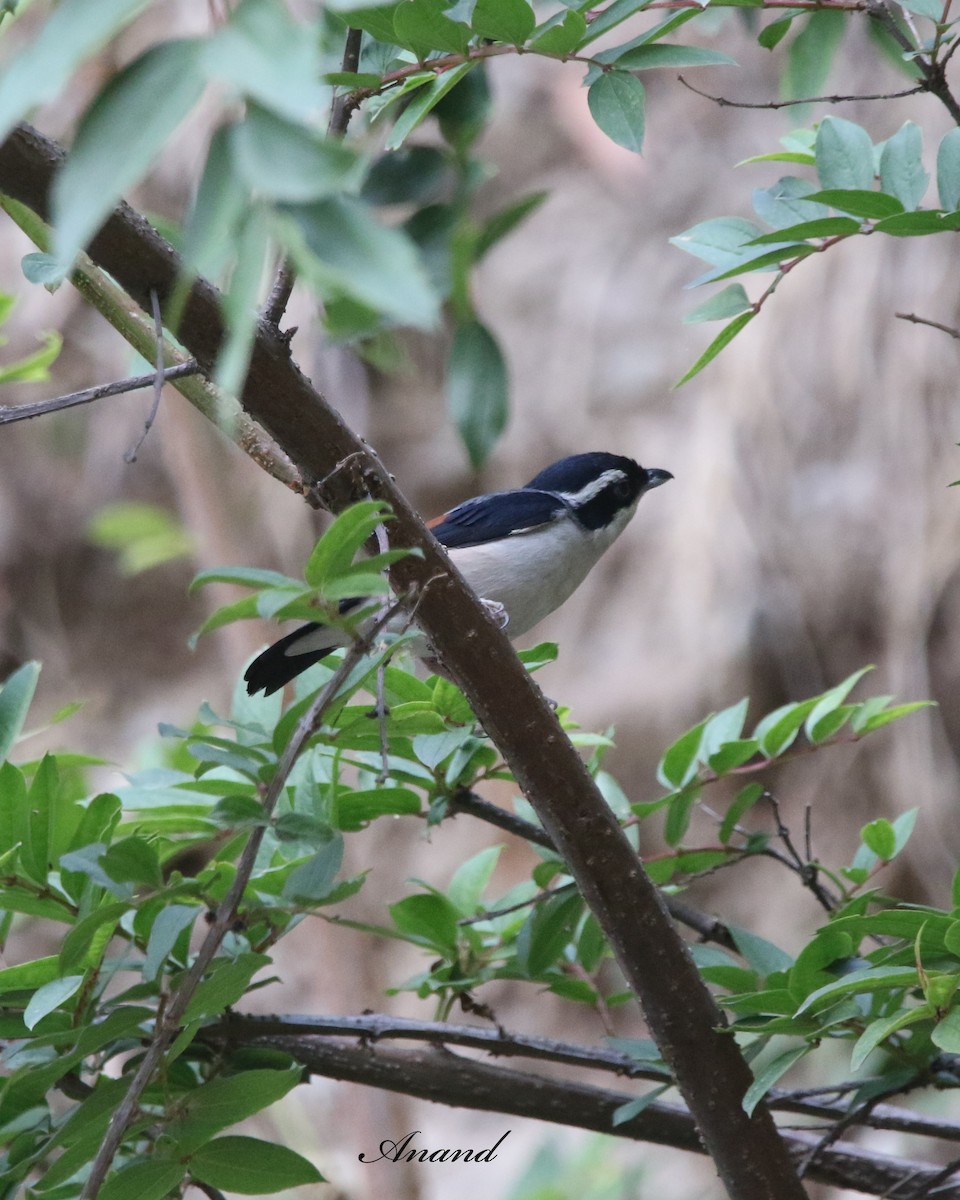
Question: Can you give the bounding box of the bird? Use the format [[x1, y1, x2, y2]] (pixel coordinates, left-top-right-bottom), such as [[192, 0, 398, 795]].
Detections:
[[244, 451, 673, 696]]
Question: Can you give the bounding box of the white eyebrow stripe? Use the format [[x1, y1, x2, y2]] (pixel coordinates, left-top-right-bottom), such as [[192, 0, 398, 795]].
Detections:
[[554, 469, 628, 507]]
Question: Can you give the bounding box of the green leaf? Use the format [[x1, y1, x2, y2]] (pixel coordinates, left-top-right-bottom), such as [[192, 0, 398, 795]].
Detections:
[[447, 319, 508, 468], [701, 697, 749, 757], [612, 44, 737, 70], [719, 783, 764, 843], [0, 0, 148, 144], [0, 661, 40, 763], [899, 0, 945, 17], [100, 837, 163, 887], [191, 565, 304, 593], [0, 329, 62, 382], [448, 846, 502, 915], [803, 666, 872, 741], [657, 719, 707, 789], [856, 701, 933, 732], [281, 837, 345, 902], [24, 975, 84, 1030], [663, 785, 699, 847], [707, 739, 759, 774], [52, 39, 207, 268], [781, 11, 845, 100], [59, 902, 129, 974], [874, 210, 960, 236], [730, 925, 794, 975], [932, 1007, 960, 1052], [746, 216, 860, 245], [230, 106, 363, 202], [815, 117, 875, 191], [937, 127, 960, 210], [587, 72, 645, 154], [743, 1045, 809, 1115], [471, 0, 536, 45], [530, 10, 588, 55], [201, 0, 328, 122], [753, 697, 819, 757], [804, 188, 904, 219], [88, 502, 195, 575], [99, 1159, 186, 1200], [143, 904, 200, 981], [852, 1005, 932, 1070], [757, 12, 800, 50], [304, 500, 393, 587], [394, 0, 472, 58], [752, 175, 831, 228], [183, 953, 271, 1022], [671, 216, 766, 266], [190, 1136, 323, 1193], [169, 1069, 302, 1153], [277, 196, 439, 328], [21, 252, 65, 288], [795, 965, 920, 1014], [384, 63, 475, 151], [475, 192, 549, 259], [674, 311, 756, 386], [390, 893, 460, 952], [683, 283, 751, 324], [861, 818, 896, 861], [612, 1084, 670, 1125], [879, 121, 928, 211], [516, 891, 583, 975]]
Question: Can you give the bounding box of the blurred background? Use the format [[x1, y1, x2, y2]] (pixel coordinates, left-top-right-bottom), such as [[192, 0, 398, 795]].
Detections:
[[2, 1, 960, 1197]]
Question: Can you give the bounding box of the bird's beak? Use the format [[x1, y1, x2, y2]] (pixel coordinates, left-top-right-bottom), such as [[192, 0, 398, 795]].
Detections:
[[644, 468, 674, 490]]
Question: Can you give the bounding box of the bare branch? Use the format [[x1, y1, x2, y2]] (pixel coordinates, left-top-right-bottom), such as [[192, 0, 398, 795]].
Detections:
[[896, 312, 960, 341], [205, 1027, 960, 1198], [678, 74, 925, 109], [0, 361, 198, 425]]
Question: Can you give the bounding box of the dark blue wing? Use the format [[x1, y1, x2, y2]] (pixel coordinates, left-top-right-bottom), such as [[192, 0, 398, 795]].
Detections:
[[428, 488, 566, 549]]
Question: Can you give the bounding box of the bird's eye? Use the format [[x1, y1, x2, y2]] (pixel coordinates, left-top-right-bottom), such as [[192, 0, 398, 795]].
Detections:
[[612, 480, 632, 501]]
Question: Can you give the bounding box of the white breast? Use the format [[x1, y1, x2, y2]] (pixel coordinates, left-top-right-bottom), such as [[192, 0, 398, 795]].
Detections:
[[448, 504, 637, 638]]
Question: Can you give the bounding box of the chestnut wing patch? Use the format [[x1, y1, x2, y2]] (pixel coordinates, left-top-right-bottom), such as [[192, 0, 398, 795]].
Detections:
[[428, 489, 566, 549]]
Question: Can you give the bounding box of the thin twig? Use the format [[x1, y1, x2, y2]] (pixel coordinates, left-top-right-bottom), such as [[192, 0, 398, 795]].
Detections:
[[764, 790, 839, 913], [262, 26, 363, 329], [0, 362, 198, 425], [896, 312, 960, 341], [678, 74, 925, 109], [448, 788, 739, 951], [124, 287, 164, 462], [80, 600, 407, 1199], [459, 881, 575, 924]]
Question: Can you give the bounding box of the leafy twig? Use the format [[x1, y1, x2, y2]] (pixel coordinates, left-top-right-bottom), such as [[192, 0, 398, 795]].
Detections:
[[81, 600, 408, 1199]]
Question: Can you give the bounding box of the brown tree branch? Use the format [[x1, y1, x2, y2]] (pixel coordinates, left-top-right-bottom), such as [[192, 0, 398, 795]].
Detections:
[[214, 1011, 960, 1143], [0, 120, 807, 1200], [206, 1028, 960, 1198]]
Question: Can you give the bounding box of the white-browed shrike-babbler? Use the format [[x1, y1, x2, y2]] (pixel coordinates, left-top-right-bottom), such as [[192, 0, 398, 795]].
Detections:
[[244, 451, 672, 696]]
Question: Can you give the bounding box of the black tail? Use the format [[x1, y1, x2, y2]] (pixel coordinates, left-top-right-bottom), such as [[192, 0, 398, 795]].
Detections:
[[244, 623, 337, 697]]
